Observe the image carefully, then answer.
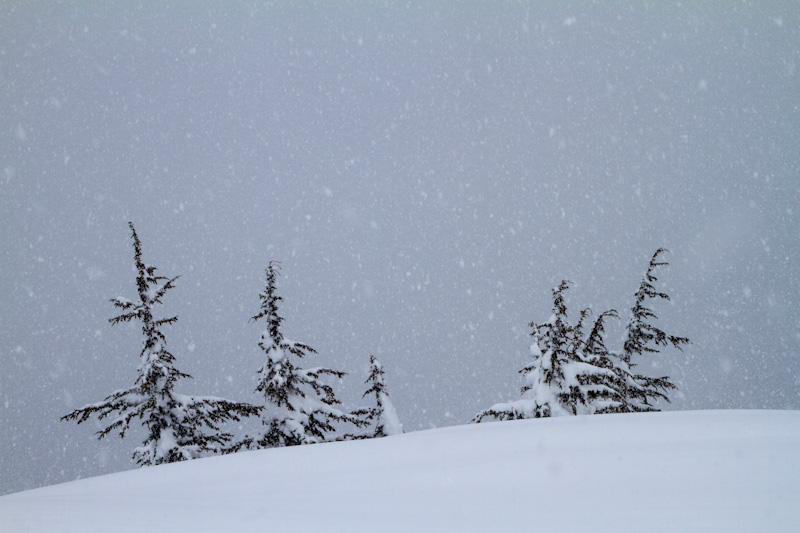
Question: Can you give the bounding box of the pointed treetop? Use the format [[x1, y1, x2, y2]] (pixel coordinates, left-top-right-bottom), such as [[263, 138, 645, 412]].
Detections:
[[624, 248, 690, 362], [251, 260, 283, 323]]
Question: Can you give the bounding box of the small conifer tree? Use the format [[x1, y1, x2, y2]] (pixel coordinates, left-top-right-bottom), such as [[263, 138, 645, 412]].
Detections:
[[62, 223, 259, 465], [521, 280, 575, 417], [351, 356, 403, 438], [231, 261, 360, 450]]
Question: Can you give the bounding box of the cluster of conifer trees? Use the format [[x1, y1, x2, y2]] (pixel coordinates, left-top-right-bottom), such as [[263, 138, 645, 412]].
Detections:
[[62, 223, 687, 468], [62, 223, 401, 466], [472, 249, 690, 423]]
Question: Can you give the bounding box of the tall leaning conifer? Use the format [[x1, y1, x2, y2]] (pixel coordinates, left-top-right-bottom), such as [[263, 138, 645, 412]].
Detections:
[[613, 248, 690, 412]]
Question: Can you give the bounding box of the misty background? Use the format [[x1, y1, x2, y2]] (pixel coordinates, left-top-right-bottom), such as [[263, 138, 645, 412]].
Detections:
[[1, 1, 798, 496]]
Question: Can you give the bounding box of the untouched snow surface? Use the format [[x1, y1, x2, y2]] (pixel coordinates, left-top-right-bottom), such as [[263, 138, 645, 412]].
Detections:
[[2, 410, 798, 532]]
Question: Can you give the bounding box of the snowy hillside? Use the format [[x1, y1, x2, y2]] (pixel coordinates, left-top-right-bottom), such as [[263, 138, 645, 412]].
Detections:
[[2, 410, 798, 532]]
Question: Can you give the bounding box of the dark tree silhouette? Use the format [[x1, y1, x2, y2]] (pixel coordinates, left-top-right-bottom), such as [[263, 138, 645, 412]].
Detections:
[[614, 248, 691, 412]]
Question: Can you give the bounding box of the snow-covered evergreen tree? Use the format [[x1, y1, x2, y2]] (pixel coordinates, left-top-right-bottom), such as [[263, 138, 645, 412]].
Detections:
[[613, 248, 690, 412], [521, 280, 575, 417], [473, 281, 616, 422], [62, 222, 259, 466], [231, 261, 359, 450], [350, 356, 403, 438], [578, 309, 625, 414]]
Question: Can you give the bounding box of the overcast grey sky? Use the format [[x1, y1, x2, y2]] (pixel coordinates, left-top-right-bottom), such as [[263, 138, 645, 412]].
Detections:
[[2, 1, 798, 495]]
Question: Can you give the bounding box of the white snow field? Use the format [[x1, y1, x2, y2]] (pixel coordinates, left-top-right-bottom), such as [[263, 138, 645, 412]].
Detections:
[[2, 410, 798, 532]]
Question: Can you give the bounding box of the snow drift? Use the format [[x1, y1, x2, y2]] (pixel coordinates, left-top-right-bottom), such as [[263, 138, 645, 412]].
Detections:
[[2, 410, 798, 532]]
